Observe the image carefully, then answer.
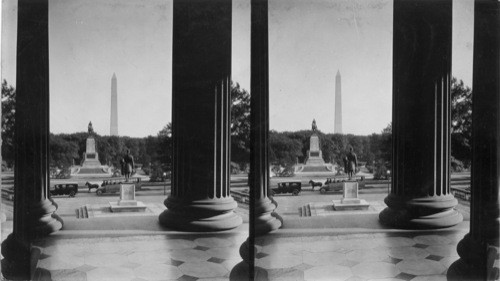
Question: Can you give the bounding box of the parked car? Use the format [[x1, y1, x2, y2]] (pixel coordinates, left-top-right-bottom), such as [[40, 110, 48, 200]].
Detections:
[[320, 178, 366, 194], [96, 182, 122, 195], [271, 181, 302, 196], [320, 179, 344, 194], [50, 183, 78, 197]]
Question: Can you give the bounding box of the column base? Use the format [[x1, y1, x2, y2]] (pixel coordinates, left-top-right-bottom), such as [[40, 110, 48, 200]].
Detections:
[[159, 197, 242, 231], [28, 199, 63, 238], [448, 233, 500, 281], [229, 238, 268, 281], [447, 258, 485, 281], [379, 193, 462, 229], [1, 234, 33, 280], [255, 198, 282, 236]]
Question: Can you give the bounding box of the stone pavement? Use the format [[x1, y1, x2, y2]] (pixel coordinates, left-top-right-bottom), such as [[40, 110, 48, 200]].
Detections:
[[255, 227, 469, 281], [1, 196, 473, 280], [33, 228, 247, 281]]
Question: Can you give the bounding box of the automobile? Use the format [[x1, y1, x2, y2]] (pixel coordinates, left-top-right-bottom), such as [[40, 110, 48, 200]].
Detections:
[[96, 181, 123, 195], [50, 183, 78, 197], [271, 181, 302, 196], [320, 179, 344, 194], [320, 178, 366, 194]]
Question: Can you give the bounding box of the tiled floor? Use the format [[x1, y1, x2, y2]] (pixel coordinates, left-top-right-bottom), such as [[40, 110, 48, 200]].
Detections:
[[255, 231, 469, 281], [34, 233, 247, 281]]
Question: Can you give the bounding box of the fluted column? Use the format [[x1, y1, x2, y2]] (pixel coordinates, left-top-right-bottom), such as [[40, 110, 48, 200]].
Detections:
[[1, 0, 63, 278], [249, 0, 282, 237], [448, 1, 500, 280], [231, 1, 281, 279], [159, 0, 242, 231], [379, 0, 462, 229]]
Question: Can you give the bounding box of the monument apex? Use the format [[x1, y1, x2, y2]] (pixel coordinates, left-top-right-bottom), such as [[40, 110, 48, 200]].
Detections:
[[334, 70, 342, 134]]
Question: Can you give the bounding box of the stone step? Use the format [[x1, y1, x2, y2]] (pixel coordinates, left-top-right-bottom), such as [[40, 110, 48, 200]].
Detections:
[[76, 205, 89, 219], [298, 204, 312, 217]]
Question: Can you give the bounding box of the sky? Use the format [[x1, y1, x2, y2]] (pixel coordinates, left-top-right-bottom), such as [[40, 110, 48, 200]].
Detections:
[[1, 0, 474, 137]]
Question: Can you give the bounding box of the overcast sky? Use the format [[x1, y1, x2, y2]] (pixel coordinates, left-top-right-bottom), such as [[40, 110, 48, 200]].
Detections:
[[1, 0, 474, 137]]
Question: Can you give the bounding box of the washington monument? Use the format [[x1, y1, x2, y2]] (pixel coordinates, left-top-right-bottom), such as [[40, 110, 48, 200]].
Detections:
[[334, 70, 342, 134], [110, 73, 118, 136]]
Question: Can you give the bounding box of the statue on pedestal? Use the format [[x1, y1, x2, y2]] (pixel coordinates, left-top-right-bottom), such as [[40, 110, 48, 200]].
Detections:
[[345, 147, 358, 180], [122, 149, 135, 182], [88, 121, 94, 135], [312, 119, 317, 132]]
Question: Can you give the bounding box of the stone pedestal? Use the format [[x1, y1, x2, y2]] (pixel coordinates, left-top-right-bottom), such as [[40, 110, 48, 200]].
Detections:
[[158, 0, 241, 232], [447, 2, 499, 280], [81, 137, 101, 167], [305, 134, 325, 166], [1, 0, 62, 278], [379, 0, 462, 229], [110, 184, 146, 212], [332, 182, 369, 211]]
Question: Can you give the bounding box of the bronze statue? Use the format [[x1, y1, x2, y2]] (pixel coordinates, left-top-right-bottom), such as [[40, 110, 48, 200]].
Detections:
[[122, 149, 135, 182], [88, 121, 94, 135], [312, 119, 317, 132], [345, 147, 358, 180]]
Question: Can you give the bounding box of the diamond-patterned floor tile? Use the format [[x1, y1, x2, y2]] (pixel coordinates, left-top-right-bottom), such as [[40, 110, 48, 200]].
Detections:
[[207, 257, 226, 264], [177, 275, 198, 281], [255, 252, 269, 259], [382, 256, 403, 264], [395, 272, 417, 280], [194, 246, 210, 251], [426, 255, 444, 261], [168, 259, 185, 266], [413, 243, 429, 249]]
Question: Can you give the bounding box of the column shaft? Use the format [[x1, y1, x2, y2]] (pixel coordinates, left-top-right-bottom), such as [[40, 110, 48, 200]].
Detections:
[[250, 0, 282, 236], [2, 0, 62, 278], [448, 1, 500, 280], [379, 0, 462, 229], [159, 0, 242, 231], [231, 1, 280, 279]]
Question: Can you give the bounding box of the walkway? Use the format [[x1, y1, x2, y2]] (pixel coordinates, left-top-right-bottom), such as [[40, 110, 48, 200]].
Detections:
[[256, 226, 468, 281]]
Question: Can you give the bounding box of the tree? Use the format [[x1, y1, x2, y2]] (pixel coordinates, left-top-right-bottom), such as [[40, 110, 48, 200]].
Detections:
[[157, 123, 172, 167], [269, 131, 303, 167], [49, 134, 79, 168], [450, 78, 472, 168], [1, 80, 16, 166], [230, 82, 251, 169]]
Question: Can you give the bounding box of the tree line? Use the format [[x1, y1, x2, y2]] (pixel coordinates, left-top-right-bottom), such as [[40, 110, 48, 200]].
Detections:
[[2, 78, 472, 174]]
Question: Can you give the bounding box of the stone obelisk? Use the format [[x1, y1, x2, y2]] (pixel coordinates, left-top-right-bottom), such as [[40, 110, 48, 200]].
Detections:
[[110, 73, 118, 136], [334, 70, 342, 134]]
